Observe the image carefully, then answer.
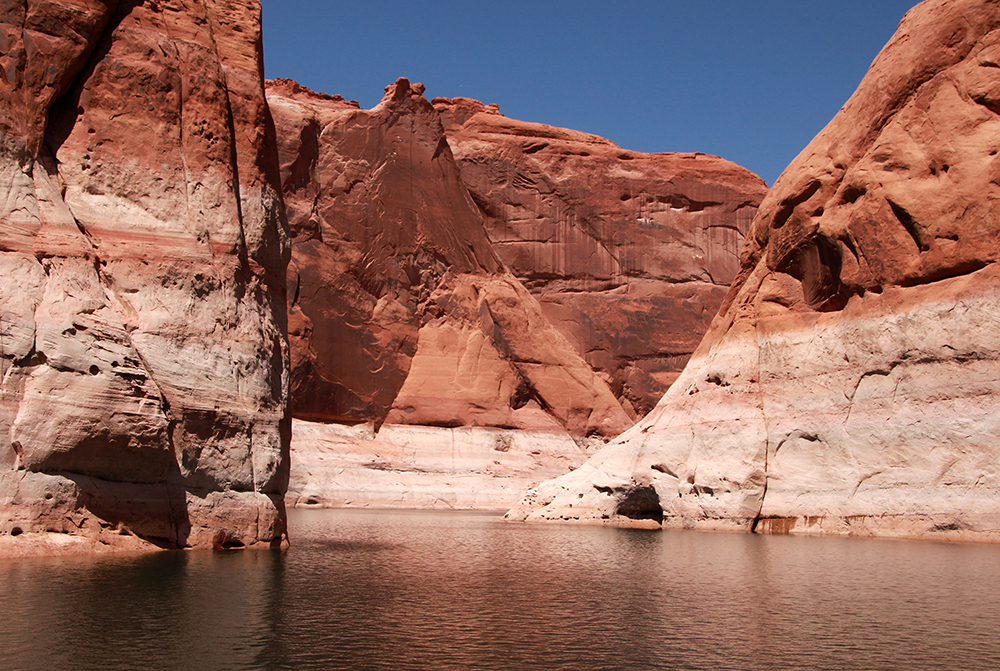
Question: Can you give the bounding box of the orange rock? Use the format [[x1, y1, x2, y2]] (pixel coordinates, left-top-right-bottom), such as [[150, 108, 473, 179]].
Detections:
[[510, 0, 1000, 542], [0, 0, 290, 553], [435, 96, 768, 416], [269, 77, 631, 438]]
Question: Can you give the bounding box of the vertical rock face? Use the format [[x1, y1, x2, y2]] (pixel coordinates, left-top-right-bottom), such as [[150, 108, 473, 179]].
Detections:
[[510, 0, 1000, 542], [270, 77, 643, 509], [269, 77, 631, 439], [0, 0, 290, 553], [435, 97, 768, 417]]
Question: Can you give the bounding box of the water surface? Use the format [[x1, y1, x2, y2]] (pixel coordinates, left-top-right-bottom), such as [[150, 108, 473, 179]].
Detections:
[[2, 508, 999, 670]]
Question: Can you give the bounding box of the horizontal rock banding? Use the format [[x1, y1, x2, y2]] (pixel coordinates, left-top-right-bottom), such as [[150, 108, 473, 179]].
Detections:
[[509, 0, 1000, 542], [0, 0, 290, 553]]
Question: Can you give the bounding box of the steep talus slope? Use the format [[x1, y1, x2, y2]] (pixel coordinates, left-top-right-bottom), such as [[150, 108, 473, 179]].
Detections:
[[0, 0, 290, 555], [509, 0, 1000, 541], [436, 97, 768, 417]]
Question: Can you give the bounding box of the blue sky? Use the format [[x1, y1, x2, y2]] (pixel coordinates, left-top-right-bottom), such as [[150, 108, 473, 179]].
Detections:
[[261, 1, 919, 186]]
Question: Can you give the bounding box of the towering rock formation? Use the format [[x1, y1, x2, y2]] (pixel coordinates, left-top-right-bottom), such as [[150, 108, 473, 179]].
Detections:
[[269, 78, 633, 509], [0, 0, 290, 555], [436, 97, 768, 417], [510, 0, 1000, 542], [270, 77, 630, 437]]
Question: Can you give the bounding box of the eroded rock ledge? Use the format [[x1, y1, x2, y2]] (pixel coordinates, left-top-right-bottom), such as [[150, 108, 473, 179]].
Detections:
[[0, 0, 290, 554], [508, 0, 1000, 542]]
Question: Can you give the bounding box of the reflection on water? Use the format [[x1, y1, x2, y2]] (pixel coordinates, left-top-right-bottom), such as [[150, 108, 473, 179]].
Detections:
[[2, 509, 1000, 670]]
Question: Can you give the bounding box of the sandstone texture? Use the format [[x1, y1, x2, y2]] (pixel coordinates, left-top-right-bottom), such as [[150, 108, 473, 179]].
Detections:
[[287, 420, 597, 511], [509, 0, 1000, 542], [269, 78, 651, 508], [436, 97, 767, 417], [269, 77, 631, 439], [0, 0, 290, 553]]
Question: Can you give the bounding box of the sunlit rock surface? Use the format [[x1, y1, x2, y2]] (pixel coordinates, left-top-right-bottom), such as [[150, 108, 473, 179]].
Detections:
[[0, 0, 290, 554], [509, 0, 1000, 542], [269, 76, 631, 437], [287, 420, 602, 511], [435, 96, 768, 417], [268, 77, 633, 508]]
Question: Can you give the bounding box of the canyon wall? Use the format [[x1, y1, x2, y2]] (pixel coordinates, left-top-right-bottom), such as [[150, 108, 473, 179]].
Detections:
[[509, 0, 1000, 541], [436, 97, 767, 417], [269, 78, 635, 509], [269, 77, 630, 438], [0, 0, 290, 555], [269, 77, 770, 510]]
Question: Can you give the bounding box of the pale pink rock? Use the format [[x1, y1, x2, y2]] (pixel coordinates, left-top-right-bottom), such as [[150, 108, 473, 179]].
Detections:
[[509, 0, 1000, 542], [0, 0, 290, 554]]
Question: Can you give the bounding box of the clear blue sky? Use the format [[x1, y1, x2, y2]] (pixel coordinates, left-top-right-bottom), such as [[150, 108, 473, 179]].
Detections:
[[261, 1, 919, 186]]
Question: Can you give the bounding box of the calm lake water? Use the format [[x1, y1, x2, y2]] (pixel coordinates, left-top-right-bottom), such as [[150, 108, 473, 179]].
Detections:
[[2, 508, 1000, 670]]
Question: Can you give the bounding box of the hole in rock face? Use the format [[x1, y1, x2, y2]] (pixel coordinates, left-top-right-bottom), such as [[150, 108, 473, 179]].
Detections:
[[840, 185, 866, 204], [212, 530, 247, 550], [89, 365, 100, 375], [777, 236, 849, 311], [615, 485, 663, 524], [886, 198, 928, 252], [10, 527, 22, 536]]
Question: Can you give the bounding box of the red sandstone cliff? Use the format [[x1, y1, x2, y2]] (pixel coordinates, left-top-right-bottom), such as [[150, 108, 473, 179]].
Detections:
[[436, 97, 768, 417], [0, 0, 290, 555], [269, 77, 631, 439], [510, 0, 1000, 542], [269, 76, 772, 510]]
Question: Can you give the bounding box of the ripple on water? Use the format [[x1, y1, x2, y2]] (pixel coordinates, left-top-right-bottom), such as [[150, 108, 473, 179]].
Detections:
[[1, 508, 1000, 671]]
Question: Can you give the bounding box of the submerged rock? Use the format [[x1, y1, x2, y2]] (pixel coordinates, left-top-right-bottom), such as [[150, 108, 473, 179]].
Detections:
[[0, 0, 290, 553], [509, 0, 1000, 542]]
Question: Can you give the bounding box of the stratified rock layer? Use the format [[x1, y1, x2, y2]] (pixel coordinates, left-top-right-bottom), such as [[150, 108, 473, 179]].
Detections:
[[436, 97, 767, 417], [509, 0, 1000, 542], [0, 0, 290, 553], [288, 421, 598, 511]]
